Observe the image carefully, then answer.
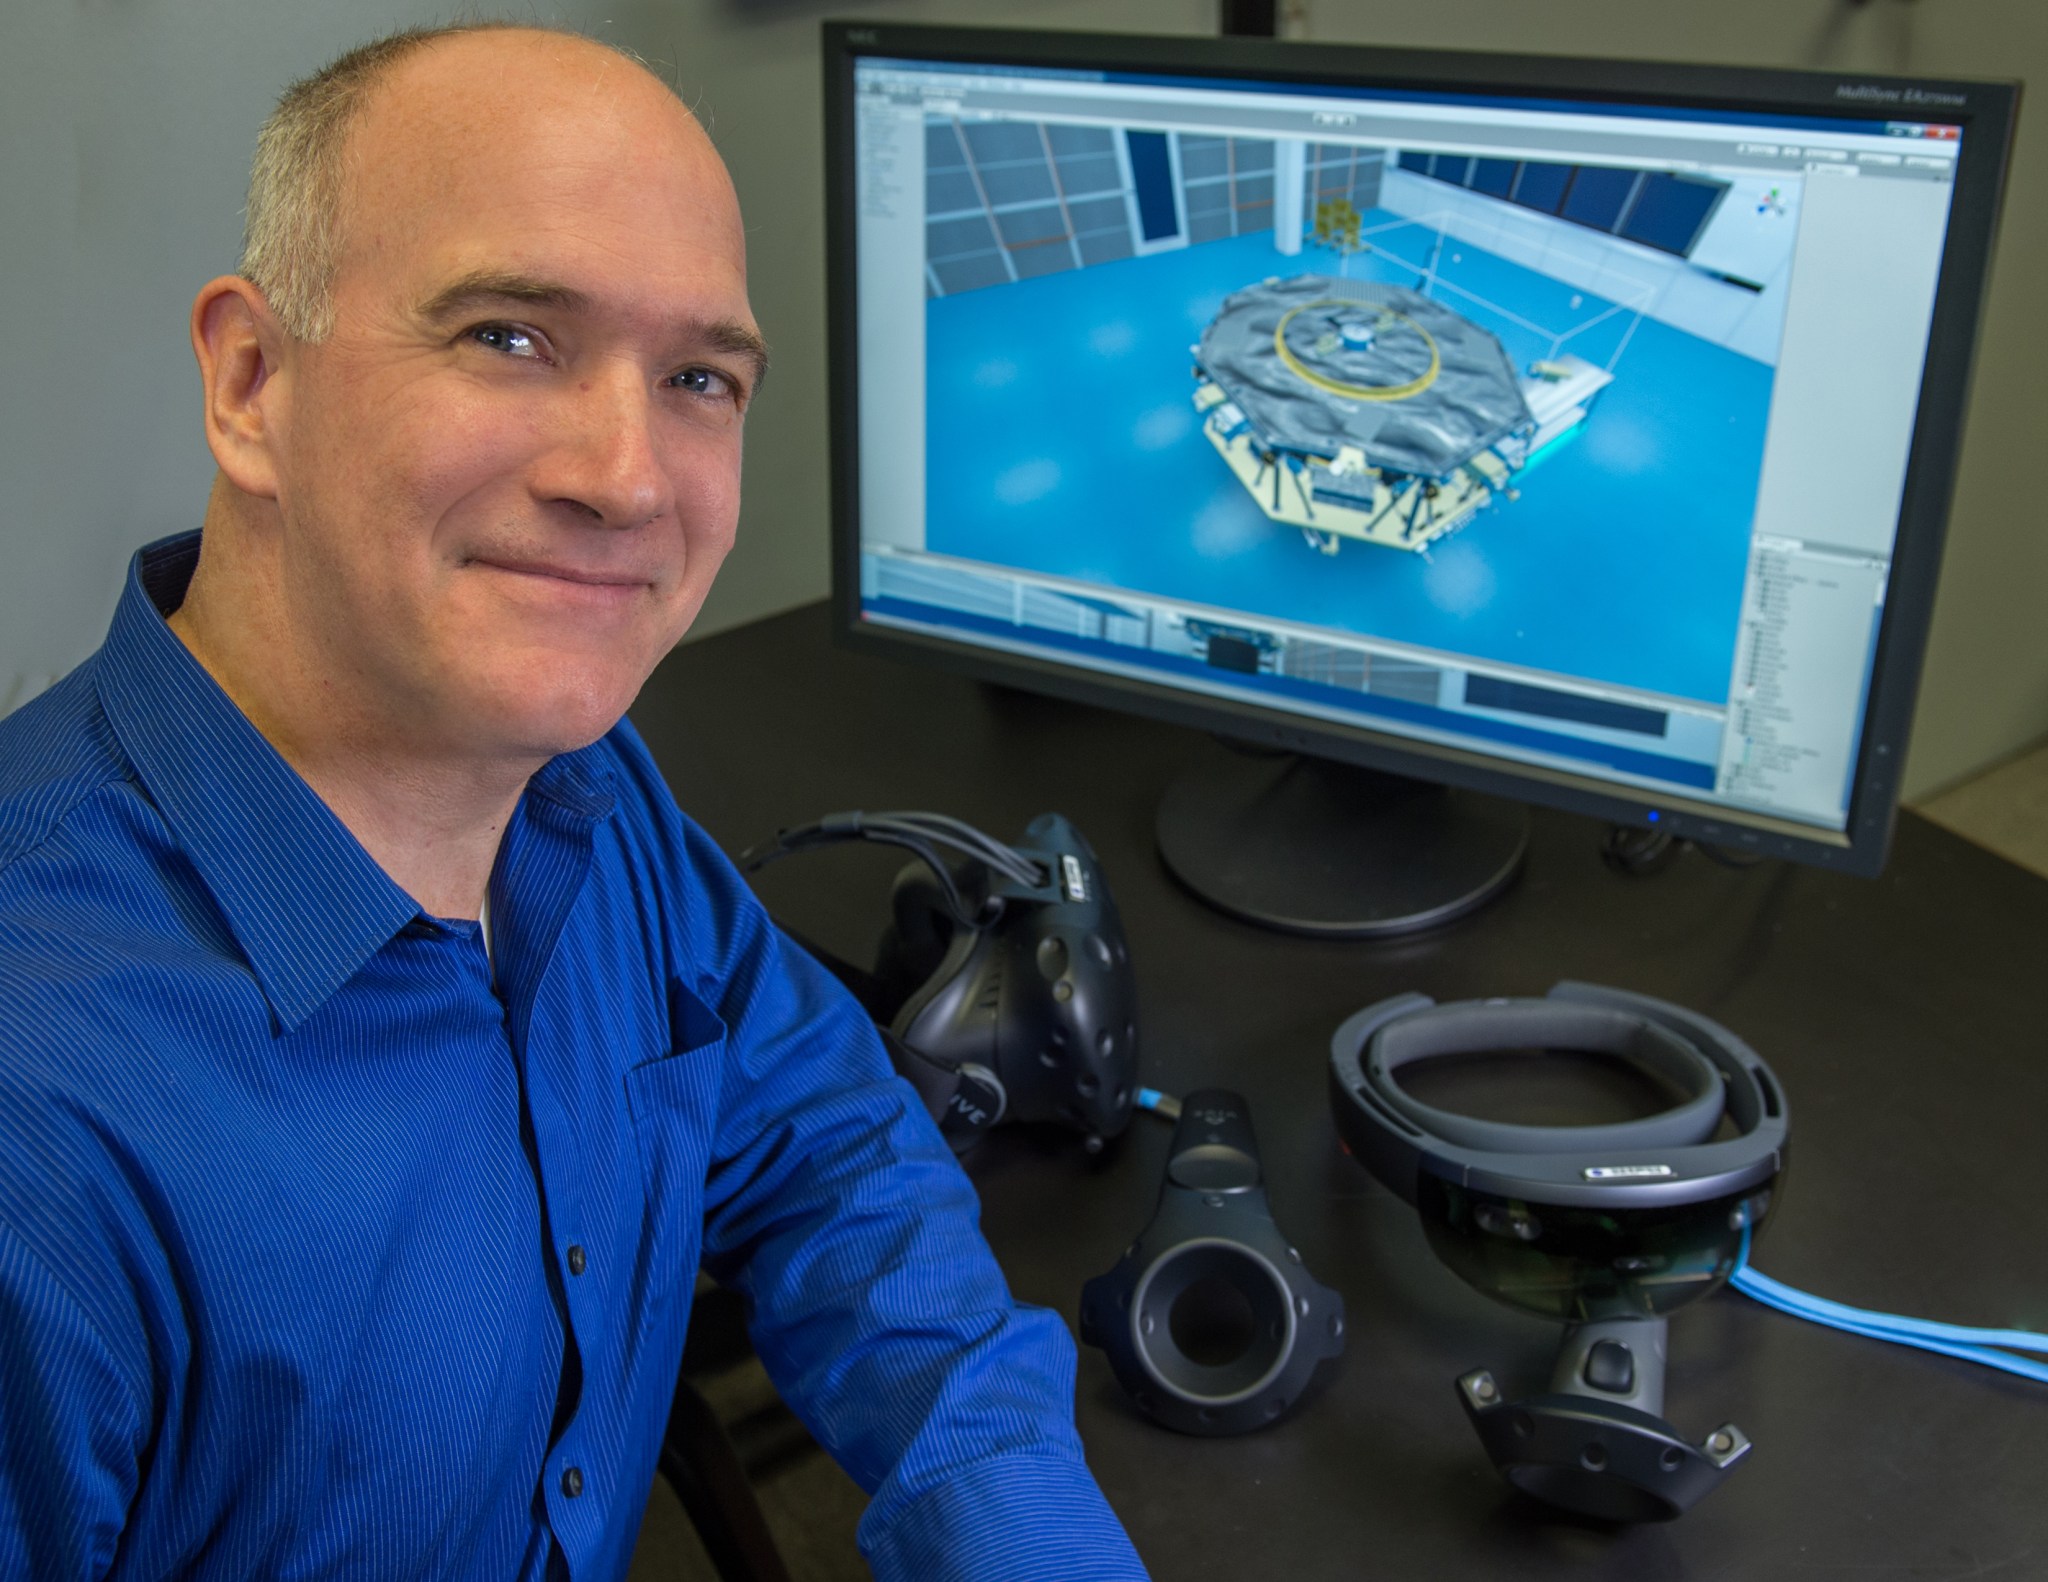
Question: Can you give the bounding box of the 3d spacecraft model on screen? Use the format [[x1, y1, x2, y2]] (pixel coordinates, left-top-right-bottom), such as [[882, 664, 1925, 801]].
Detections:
[[1193, 274, 1612, 554]]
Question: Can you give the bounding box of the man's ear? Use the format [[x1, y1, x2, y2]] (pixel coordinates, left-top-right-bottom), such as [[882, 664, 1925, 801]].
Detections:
[[191, 276, 290, 500]]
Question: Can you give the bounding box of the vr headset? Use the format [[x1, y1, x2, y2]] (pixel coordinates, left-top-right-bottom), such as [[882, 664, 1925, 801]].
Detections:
[[741, 810, 1138, 1151], [1329, 981, 1788, 1521]]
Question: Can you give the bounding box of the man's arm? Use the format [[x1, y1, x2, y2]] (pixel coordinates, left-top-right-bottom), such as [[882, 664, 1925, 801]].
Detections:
[[700, 922, 1155, 1573], [0, 1222, 145, 1581], [696, 921, 1145, 1579], [608, 726, 1145, 1580]]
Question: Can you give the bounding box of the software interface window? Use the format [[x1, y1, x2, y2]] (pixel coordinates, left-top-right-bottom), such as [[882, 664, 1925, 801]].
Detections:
[[850, 61, 1960, 834]]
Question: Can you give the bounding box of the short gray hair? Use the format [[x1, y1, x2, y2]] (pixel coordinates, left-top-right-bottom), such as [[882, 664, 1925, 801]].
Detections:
[[238, 22, 665, 342]]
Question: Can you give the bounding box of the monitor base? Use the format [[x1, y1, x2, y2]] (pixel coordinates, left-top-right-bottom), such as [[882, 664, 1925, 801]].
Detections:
[[1156, 747, 1529, 937]]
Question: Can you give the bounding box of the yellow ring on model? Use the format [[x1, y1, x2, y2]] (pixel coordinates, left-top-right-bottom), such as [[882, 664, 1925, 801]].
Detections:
[[1273, 300, 1440, 402]]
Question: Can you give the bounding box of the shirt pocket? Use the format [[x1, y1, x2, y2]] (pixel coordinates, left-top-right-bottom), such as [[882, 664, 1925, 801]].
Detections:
[[622, 981, 726, 1320]]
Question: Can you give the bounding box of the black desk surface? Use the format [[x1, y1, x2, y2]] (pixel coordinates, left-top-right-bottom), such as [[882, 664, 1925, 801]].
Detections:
[[632, 602, 2048, 1581]]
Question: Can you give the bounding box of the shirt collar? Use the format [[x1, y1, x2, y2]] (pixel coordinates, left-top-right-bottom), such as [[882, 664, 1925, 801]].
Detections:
[[527, 741, 619, 822], [95, 532, 615, 1033]]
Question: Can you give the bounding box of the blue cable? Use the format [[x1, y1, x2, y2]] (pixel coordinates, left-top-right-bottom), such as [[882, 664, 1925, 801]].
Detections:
[[1732, 1232, 2048, 1386]]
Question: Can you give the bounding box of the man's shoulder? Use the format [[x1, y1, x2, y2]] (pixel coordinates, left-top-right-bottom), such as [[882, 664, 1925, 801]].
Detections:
[[0, 668, 261, 1330], [0, 674, 175, 1288], [0, 660, 183, 955], [0, 659, 132, 877], [0, 657, 233, 1058]]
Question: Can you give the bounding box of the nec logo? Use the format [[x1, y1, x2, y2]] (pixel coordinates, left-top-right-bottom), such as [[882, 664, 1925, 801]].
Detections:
[[848, 30, 879, 45]]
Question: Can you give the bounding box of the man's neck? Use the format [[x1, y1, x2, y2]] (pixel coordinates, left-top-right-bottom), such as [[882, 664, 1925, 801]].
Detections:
[[253, 742, 523, 921], [168, 510, 532, 921]]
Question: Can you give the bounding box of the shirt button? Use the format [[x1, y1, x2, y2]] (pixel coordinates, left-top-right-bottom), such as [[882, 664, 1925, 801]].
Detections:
[[567, 1244, 587, 1277], [561, 1466, 584, 1498]]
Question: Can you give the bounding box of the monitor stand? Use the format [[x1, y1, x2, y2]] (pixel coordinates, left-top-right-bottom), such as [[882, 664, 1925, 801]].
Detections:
[[1155, 744, 1529, 937]]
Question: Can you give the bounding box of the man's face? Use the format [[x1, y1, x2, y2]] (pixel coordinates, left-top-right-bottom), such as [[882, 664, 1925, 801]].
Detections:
[[262, 33, 765, 763]]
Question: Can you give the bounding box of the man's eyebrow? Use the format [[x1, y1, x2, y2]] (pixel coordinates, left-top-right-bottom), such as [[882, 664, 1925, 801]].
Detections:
[[413, 271, 593, 322], [700, 318, 771, 392]]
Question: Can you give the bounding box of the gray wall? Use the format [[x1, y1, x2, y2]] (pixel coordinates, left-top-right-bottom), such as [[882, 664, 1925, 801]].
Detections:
[[3, 0, 2035, 800]]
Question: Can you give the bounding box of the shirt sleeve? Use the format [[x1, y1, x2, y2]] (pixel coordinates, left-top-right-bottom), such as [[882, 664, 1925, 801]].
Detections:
[[0, 1222, 145, 1582], [646, 793, 1148, 1579]]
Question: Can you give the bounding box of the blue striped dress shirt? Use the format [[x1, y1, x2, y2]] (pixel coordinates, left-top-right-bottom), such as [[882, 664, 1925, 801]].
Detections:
[[0, 533, 1147, 1581]]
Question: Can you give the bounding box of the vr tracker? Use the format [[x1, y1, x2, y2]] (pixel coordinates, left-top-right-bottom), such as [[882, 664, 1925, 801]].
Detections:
[[1081, 1089, 1344, 1436], [741, 810, 1137, 1151], [1329, 981, 1788, 1522]]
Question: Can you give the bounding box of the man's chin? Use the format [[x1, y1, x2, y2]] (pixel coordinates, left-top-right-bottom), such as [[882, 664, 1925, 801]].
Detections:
[[443, 668, 646, 764]]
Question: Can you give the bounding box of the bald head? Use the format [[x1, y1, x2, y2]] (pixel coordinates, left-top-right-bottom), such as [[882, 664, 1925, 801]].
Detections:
[[241, 23, 717, 342], [332, 30, 743, 334]]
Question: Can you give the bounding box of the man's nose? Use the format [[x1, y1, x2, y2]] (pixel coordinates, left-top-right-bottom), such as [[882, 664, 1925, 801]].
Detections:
[[536, 367, 672, 529]]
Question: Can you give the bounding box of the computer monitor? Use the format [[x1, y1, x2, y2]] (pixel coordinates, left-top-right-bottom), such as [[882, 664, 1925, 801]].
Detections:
[[822, 23, 2016, 934]]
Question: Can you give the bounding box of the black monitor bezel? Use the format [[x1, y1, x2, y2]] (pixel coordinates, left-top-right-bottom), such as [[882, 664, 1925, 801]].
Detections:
[[821, 21, 2018, 876]]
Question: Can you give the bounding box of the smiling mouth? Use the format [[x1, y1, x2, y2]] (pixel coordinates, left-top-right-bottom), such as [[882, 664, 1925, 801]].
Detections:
[[470, 557, 653, 594]]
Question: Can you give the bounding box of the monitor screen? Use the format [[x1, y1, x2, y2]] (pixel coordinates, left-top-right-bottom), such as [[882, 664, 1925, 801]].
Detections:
[[824, 25, 2014, 881]]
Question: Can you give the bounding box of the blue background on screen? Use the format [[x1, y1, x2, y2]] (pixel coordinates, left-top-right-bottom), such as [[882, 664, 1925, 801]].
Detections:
[[923, 219, 1773, 705]]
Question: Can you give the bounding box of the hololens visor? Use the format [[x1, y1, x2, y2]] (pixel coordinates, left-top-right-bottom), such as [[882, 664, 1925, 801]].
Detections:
[[1329, 982, 1789, 1521]]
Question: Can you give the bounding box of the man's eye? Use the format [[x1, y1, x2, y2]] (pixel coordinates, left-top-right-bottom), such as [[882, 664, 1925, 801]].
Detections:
[[671, 366, 738, 401], [470, 324, 541, 359]]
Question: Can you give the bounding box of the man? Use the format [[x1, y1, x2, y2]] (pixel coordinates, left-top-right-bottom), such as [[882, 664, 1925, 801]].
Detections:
[[0, 23, 1147, 1581]]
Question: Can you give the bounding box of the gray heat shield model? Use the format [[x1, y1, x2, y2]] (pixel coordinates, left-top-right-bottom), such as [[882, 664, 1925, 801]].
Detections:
[[1198, 275, 1532, 480]]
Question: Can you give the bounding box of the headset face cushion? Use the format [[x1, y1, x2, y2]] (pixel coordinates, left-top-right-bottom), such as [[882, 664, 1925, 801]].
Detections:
[[881, 865, 959, 981], [890, 926, 993, 1062]]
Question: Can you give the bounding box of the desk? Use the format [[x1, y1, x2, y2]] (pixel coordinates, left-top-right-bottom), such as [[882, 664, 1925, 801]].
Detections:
[[632, 602, 2048, 1581]]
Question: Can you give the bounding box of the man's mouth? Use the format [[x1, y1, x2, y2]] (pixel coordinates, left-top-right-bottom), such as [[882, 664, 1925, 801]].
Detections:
[[468, 556, 654, 599]]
